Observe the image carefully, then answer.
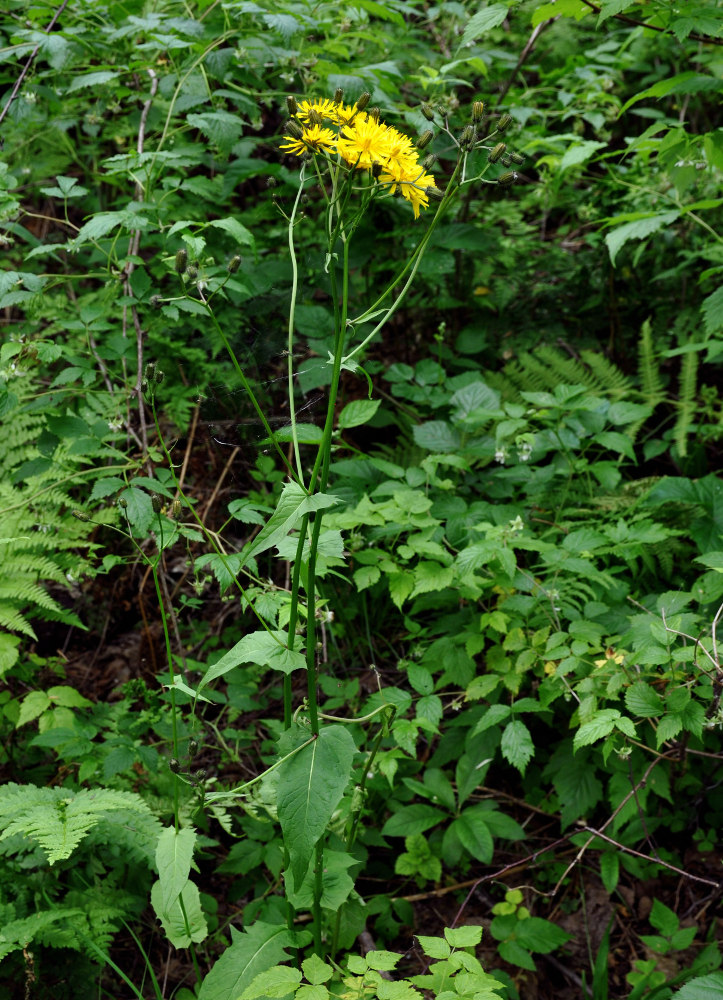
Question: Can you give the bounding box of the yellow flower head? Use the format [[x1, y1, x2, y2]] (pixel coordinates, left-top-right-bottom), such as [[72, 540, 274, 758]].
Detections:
[[379, 162, 437, 219], [384, 127, 419, 173], [295, 98, 338, 124], [337, 117, 393, 170], [280, 124, 337, 157]]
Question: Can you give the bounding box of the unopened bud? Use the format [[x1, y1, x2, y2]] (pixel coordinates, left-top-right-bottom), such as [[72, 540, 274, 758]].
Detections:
[[188, 738, 199, 757], [497, 113, 512, 132], [367, 107, 380, 123], [154, 370, 165, 384], [371, 161, 383, 178], [144, 361, 156, 380], [307, 109, 324, 126], [175, 249, 188, 274], [117, 497, 128, 509], [472, 100, 484, 123], [284, 119, 304, 139], [497, 170, 518, 187], [151, 493, 162, 513], [421, 103, 435, 121], [426, 186, 444, 200], [228, 255, 241, 274], [194, 768, 207, 782], [422, 153, 437, 170], [141, 378, 149, 393], [459, 125, 475, 149], [501, 154, 512, 167], [186, 265, 198, 281], [355, 92, 371, 111], [489, 142, 506, 163], [169, 757, 181, 774], [417, 130, 433, 150], [150, 294, 162, 309], [266, 176, 277, 189], [509, 150, 525, 165], [333, 88, 344, 104], [171, 499, 183, 521], [72, 510, 91, 522], [286, 95, 298, 116]]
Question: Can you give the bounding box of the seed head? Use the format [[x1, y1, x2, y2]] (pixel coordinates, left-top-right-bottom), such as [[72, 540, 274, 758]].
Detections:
[[169, 757, 181, 774]]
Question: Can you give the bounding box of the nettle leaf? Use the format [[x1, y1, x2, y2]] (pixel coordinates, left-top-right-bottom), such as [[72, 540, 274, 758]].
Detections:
[[605, 211, 680, 267], [500, 720, 534, 775], [197, 923, 295, 1000], [276, 723, 357, 890], [198, 631, 305, 691], [459, 4, 509, 47]]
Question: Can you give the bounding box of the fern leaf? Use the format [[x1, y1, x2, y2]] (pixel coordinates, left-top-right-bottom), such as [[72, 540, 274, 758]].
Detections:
[[673, 348, 698, 457]]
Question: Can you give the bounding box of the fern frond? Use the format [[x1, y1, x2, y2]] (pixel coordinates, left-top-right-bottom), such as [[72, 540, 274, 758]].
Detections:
[[673, 348, 699, 458], [637, 318, 666, 406], [0, 785, 153, 864], [0, 602, 36, 638], [578, 350, 632, 398]]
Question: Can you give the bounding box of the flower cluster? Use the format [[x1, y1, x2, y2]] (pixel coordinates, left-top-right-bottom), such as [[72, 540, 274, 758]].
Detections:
[[280, 95, 438, 219]]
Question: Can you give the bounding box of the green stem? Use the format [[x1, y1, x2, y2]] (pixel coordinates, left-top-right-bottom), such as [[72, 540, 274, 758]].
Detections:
[[287, 164, 308, 484]]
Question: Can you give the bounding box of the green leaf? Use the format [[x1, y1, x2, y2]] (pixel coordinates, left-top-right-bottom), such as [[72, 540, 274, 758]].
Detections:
[[531, 0, 589, 27], [187, 111, 244, 156], [376, 983, 421, 1000], [413, 421, 460, 452], [381, 804, 447, 837], [338, 399, 381, 429], [197, 923, 295, 1000], [471, 703, 511, 736], [459, 5, 509, 47], [276, 724, 357, 890], [599, 851, 619, 893], [605, 212, 680, 267], [302, 954, 334, 986], [672, 972, 723, 998], [209, 217, 256, 250], [620, 73, 723, 115], [198, 631, 305, 691], [151, 877, 207, 949], [65, 70, 119, 93], [156, 826, 196, 914], [243, 482, 339, 564], [286, 849, 356, 911], [560, 140, 607, 171], [17, 691, 51, 727], [416, 936, 450, 960], [240, 965, 302, 999], [625, 682, 664, 717], [445, 925, 483, 948], [515, 917, 571, 953], [454, 811, 493, 863], [367, 951, 403, 972], [573, 709, 621, 751], [500, 720, 534, 775], [702, 285, 723, 337], [549, 749, 603, 829]]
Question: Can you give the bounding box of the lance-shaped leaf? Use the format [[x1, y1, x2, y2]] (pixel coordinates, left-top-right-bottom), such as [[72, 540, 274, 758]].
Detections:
[[156, 826, 196, 913], [242, 482, 340, 565], [276, 723, 357, 890], [197, 923, 295, 1000]]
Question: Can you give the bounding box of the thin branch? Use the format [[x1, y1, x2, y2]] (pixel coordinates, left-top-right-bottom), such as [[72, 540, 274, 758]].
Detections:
[[579, 0, 723, 45], [0, 0, 70, 127], [496, 18, 554, 107]]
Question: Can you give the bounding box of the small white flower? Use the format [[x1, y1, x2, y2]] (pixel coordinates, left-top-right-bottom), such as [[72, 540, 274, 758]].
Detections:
[[495, 447, 507, 464]]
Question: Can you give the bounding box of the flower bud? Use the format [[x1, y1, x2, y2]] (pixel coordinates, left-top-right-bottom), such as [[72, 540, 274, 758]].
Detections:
[[355, 92, 371, 111], [286, 95, 298, 116], [186, 265, 198, 281], [171, 499, 183, 521], [141, 378, 149, 394], [459, 125, 475, 149], [417, 130, 433, 150], [227, 255, 241, 274], [489, 142, 506, 163], [150, 294, 162, 309], [266, 176, 278, 189], [154, 370, 165, 384], [169, 757, 181, 774], [72, 510, 91, 522], [175, 249, 188, 274], [497, 113, 512, 132], [144, 361, 156, 380], [497, 170, 518, 187], [501, 154, 512, 167], [371, 161, 383, 178], [194, 768, 207, 782], [367, 106, 380, 123], [472, 100, 484, 123], [284, 119, 304, 139], [509, 150, 525, 165], [307, 109, 324, 126], [117, 497, 128, 509], [421, 103, 435, 121], [188, 738, 199, 757], [151, 493, 163, 513], [426, 186, 444, 200], [333, 88, 344, 104]]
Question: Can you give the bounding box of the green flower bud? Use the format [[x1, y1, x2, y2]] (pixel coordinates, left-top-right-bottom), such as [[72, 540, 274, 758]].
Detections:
[[154, 370, 165, 384], [284, 119, 304, 139], [171, 499, 183, 521], [417, 130, 434, 150], [371, 161, 383, 178], [421, 103, 435, 121], [175, 249, 188, 274], [459, 125, 475, 149], [509, 150, 525, 165], [497, 113, 512, 132], [194, 768, 207, 782], [117, 497, 128, 509], [489, 142, 506, 164], [472, 100, 484, 123], [141, 378, 149, 394], [497, 170, 518, 187], [169, 757, 181, 774], [501, 154, 512, 167], [151, 493, 163, 513], [72, 510, 91, 522], [265, 176, 278, 189], [188, 738, 199, 757], [144, 361, 156, 380], [355, 92, 371, 111], [333, 88, 344, 104], [228, 255, 241, 274], [286, 95, 298, 116], [426, 186, 444, 200], [421, 153, 437, 170], [307, 109, 324, 126], [367, 106, 380, 123], [186, 265, 198, 281], [149, 294, 162, 309]]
